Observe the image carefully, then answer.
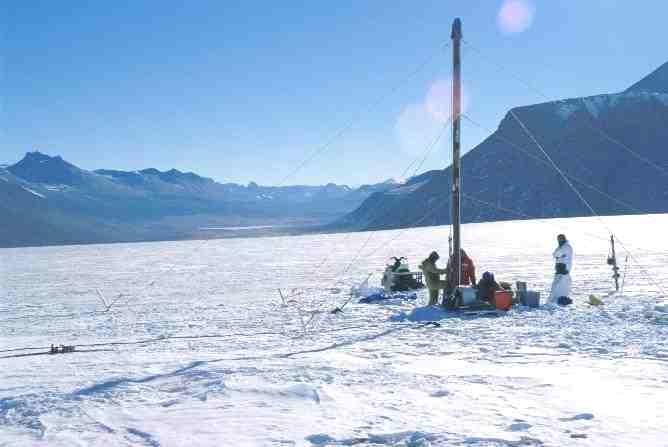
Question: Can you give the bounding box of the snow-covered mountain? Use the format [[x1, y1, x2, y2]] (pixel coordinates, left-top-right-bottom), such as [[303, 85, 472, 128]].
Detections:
[[1, 153, 396, 247], [8, 151, 91, 186], [338, 61, 668, 231]]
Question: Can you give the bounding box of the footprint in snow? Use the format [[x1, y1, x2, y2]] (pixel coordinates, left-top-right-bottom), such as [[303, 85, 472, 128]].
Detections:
[[560, 413, 594, 422], [160, 399, 180, 407], [430, 390, 450, 397], [507, 422, 532, 431]]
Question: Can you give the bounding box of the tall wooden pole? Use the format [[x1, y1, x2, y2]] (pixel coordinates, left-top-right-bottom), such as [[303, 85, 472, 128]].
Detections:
[[451, 18, 462, 290]]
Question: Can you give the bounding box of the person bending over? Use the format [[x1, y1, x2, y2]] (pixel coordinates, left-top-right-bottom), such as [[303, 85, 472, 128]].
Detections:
[[420, 251, 449, 306]]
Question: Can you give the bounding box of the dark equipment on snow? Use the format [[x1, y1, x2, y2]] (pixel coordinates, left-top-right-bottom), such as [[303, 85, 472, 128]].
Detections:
[[50, 344, 76, 354], [557, 296, 573, 306], [382, 257, 425, 292], [607, 235, 621, 291]]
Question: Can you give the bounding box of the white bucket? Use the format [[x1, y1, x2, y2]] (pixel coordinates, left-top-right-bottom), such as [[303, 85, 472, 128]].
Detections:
[[458, 286, 477, 305]]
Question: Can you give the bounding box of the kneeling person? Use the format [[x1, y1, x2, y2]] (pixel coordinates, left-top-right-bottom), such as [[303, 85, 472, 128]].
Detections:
[[476, 271, 500, 304]]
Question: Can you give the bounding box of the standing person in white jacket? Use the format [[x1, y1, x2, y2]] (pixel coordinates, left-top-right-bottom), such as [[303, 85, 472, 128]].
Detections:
[[549, 234, 573, 305]]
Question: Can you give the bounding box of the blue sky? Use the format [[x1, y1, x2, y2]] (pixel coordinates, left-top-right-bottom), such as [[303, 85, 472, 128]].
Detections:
[[1, 1, 666, 185]]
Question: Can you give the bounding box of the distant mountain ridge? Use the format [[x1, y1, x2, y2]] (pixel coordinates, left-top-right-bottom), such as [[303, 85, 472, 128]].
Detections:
[[5, 60, 668, 247], [0, 152, 396, 247], [338, 60, 668, 230], [626, 61, 668, 94], [96, 168, 215, 187], [8, 151, 89, 186]]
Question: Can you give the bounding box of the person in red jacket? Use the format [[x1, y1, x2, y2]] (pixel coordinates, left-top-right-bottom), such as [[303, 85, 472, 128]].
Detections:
[[447, 248, 477, 292]]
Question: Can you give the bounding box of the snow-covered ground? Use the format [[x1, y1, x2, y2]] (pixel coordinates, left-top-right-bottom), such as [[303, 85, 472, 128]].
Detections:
[[1, 214, 667, 446]]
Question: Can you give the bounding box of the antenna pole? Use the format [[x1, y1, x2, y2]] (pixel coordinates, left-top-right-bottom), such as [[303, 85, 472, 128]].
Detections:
[[451, 18, 463, 290]]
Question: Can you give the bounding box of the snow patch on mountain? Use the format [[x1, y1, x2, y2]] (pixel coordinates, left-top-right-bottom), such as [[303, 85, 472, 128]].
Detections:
[[655, 93, 668, 106], [43, 185, 69, 192], [553, 91, 668, 121], [557, 102, 579, 120], [385, 179, 430, 196], [582, 95, 608, 118], [21, 186, 46, 199], [620, 90, 668, 106]]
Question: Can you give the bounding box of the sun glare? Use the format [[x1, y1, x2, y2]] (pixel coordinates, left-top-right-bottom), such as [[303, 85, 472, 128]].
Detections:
[[396, 79, 468, 156], [497, 0, 535, 34]]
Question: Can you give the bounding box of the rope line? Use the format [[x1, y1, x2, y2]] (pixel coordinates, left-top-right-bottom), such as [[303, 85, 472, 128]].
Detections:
[[311, 119, 451, 277], [462, 113, 643, 214], [298, 191, 450, 318], [364, 194, 451, 259], [337, 193, 451, 317], [510, 109, 603, 219], [0, 320, 399, 357], [0, 320, 444, 362], [509, 109, 664, 296], [333, 123, 450, 279], [280, 120, 450, 328], [276, 41, 449, 187], [299, 40, 454, 284], [585, 123, 668, 177], [75, 38, 450, 320], [462, 39, 668, 179], [461, 192, 612, 244]]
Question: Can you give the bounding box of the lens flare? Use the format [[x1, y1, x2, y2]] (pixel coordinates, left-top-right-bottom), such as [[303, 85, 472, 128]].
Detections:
[[426, 79, 468, 122], [396, 103, 441, 156], [497, 0, 535, 34], [396, 79, 468, 156]]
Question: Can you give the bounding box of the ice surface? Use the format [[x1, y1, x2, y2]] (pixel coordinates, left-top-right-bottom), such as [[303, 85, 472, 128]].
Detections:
[[1, 214, 667, 446]]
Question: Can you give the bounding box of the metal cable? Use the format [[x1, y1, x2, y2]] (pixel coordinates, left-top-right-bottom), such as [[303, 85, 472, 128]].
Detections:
[[461, 113, 643, 214], [462, 39, 668, 178], [276, 41, 449, 187], [509, 109, 664, 296]]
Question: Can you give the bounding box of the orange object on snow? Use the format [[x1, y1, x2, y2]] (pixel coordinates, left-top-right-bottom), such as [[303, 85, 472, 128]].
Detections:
[[494, 290, 513, 311]]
